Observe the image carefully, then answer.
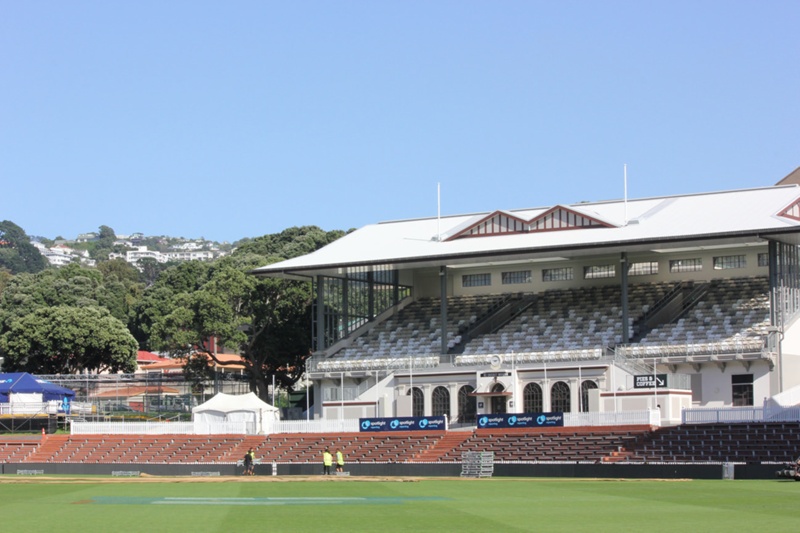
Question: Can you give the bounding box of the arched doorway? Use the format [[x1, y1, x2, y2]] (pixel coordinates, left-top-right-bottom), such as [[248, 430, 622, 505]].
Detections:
[[491, 383, 507, 414], [457, 385, 476, 424], [551, 381, 571, 413], [580, 380, 598, 413], [407, 387, 424, 417], [523, 382, 543, 413], [432, 386, 450, 418]]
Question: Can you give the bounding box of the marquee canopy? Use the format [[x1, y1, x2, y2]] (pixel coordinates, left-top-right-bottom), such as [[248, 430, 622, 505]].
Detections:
[[0, 373, 76, 403], [192, 392, 279, 434]]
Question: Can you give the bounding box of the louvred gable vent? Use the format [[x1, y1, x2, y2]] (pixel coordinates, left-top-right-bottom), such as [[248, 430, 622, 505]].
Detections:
[[778, 198, 800, 222], [447, 205, 612, 241]]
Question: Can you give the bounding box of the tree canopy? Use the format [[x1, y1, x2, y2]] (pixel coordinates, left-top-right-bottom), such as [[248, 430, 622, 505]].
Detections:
[[0, 305, 138, 374], [0, 222, 344, 405], [135, 226, 344, 399], [0, 220, 47, 274]]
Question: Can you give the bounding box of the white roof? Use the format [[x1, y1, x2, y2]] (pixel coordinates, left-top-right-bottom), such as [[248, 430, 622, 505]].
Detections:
[[192, 392, 278, 414], [254, 185, 800, 277]]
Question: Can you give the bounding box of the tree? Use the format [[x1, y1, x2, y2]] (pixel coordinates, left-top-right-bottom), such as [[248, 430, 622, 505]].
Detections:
[[0, 269, 12, 297], [0, 262, 143, 337], [0, 306, 138, 374], [137, 226, 344, 401], [97, 258, 141, 285], [0, 220, 47, 274], [87, 225, 118, 261], [136, 257, 179, 287]]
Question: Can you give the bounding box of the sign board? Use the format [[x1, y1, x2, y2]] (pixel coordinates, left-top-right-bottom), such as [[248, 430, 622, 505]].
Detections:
[[634, 374, 667, 389], [359, 416, 447, 432], [477, 412, 564, 429]]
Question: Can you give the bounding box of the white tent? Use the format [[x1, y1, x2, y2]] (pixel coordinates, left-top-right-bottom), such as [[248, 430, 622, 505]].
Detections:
[[192, 392, 279, 435]]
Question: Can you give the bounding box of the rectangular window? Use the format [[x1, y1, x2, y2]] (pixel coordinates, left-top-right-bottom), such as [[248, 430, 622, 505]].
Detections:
[[713, 255, 746, 270], [462, 273, 491, 287], [758, 253, 769, 267], [584, 265, 615, 279], [731, 374, 753, 407], [669, 258, 702, 273], [628, 261, 659, 276], [501, 270, 531, 285], [542, 267, 574, 282]]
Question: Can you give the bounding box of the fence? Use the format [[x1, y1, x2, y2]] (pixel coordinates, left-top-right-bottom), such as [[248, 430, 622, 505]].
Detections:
[[564, 409, 659, 427], [682, 406, 800, 424], [265, 419, 360, 434], [0, 401, 94, 416], [69, 418, 360, 435], [70, 421, 252, 435]]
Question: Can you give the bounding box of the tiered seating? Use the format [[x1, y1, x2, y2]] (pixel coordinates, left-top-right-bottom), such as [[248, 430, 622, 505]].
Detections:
[[317, 277, 769, 370], [24, 435, 253, 464], [461, 282, 678, 356], [0, 439, 38, 462], [639, 277, 770, 347], [629, 422, 800, 463], [347, 295, 507, 357], [10, 432, 447, 465], [318, 295, 507, 370], [7, 420, 794, 466], [438, 427, 651, 463], [238, 432, 444, 463]]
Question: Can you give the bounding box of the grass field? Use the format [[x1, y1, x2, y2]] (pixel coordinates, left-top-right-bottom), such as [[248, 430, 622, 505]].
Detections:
[[0, 475, 797, 532]]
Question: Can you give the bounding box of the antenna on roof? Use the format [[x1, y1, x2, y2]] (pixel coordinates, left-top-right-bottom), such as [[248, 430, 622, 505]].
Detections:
[[623, 164, 628, 225], [437, 182, 441, 242]]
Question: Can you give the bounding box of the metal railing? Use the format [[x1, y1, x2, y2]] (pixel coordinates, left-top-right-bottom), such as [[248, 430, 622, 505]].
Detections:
[[311, 355, 440, 373], [70, 420, 253, 435], [69, 418, 361, 435], [682, 406, 800, 424], [0, 401, 94, 416], [564, 409, 659, 427], [265, 419, 360, 434]]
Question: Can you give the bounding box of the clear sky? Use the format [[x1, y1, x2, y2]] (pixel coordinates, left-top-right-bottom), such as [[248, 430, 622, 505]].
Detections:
[[2, 1, 798, 243]]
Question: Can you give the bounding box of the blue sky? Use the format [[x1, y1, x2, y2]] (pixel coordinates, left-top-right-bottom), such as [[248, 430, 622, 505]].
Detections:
[[2, 1, 798, 242]]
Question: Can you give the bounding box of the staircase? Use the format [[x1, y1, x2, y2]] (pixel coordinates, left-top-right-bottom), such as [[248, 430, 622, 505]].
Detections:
[[23, 435, 68, 463], [219, 435, 264, 463], [601, 447, 638, 463], [409, 431, 473, 462]]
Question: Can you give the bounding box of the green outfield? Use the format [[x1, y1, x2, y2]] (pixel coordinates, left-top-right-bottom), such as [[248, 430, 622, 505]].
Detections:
[[0, 476, 796, 533]]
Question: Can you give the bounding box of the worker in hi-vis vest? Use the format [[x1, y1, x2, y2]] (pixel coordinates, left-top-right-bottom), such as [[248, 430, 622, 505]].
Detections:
[[336, 448, 344, 473], [323, 447, 333, 475]]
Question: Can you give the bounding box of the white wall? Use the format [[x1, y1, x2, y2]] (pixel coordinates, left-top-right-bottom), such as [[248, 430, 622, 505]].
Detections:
[[412, 246, 768, 298]]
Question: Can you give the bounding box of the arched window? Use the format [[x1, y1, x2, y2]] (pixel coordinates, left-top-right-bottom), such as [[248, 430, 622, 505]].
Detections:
[[407, 387, 424, 417], [551, 381, 571, 413], [457, 385, 476, 424], [491, 383, 507, 414], [523, 382, 543, 413], [580, 380, 598, 413], [432, 386, 450, 418]]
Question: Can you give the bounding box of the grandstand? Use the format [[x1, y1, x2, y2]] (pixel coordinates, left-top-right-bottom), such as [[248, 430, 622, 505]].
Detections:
[[253, 183, 800, 426]]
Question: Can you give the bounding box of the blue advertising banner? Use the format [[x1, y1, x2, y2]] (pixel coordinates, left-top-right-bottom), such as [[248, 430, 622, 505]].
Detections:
[[359, 416, 447, 432], [476, 412, 564, 429]]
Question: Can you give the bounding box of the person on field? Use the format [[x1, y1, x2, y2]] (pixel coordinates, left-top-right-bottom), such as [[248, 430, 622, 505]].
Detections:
[[243, 448, 255, 476], [335, 448, 344, 473], [322, 447, 333, 475]]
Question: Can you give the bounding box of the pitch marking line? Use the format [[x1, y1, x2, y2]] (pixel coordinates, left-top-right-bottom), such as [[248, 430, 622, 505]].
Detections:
[[85, 496, 448, 506]]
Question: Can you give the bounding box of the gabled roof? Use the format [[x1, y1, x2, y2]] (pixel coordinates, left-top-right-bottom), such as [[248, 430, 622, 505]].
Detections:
[[142, 353, 246, 372], [94, 386, 180, 398], [252, 185, 800, 278], [137, 350, 168, 364], [444, 205, 615, 241]]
